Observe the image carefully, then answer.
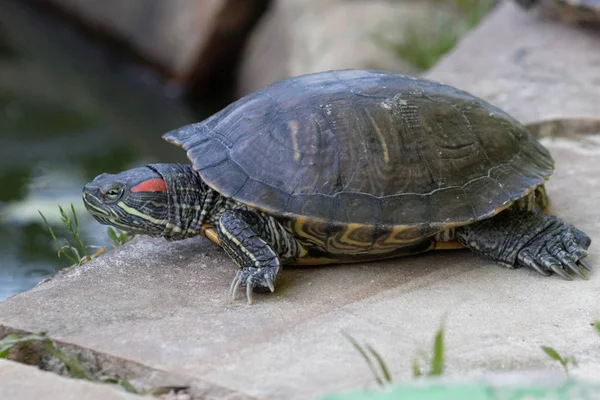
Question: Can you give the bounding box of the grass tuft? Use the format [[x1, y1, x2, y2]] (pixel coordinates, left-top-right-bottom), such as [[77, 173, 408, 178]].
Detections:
[[106, 226, 132, 248], [39, 203, 131, 267], [345, 321, 446, 386], [343, 332, 392, 387]]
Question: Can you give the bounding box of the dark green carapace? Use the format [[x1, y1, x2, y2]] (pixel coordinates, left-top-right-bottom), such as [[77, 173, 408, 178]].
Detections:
[[82, 70, 592, 304]]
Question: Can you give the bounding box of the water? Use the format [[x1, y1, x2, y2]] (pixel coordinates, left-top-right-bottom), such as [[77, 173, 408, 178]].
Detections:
[[0, 2, 206, 300]]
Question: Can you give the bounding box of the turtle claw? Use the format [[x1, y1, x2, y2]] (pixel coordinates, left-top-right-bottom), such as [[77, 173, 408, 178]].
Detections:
[[548, 235, 590, 280], [566, 260, 588, 280], [266, 276, 275, 293], [229, 266, 279, 304], [520, 252, 551, 276], [548, 261, 573, 281], [578, 258, 592, 271], [246, 283, 254, 305], [514, 217, 592, 280], [230, 274, 242, 300]]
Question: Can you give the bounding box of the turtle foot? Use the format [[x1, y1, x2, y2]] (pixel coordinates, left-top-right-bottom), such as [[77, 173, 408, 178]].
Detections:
[[456, 209, 592, 280], [230, 266, 278, 305], [517, 221, 591, 280]]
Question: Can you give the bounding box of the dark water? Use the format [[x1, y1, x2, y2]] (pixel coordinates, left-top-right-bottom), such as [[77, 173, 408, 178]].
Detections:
[[0, 2, 205, 300]]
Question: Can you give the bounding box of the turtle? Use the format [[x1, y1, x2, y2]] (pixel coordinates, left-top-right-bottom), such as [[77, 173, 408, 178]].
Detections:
[[514, 0, 600, 24], [82, 69, 592, 304]]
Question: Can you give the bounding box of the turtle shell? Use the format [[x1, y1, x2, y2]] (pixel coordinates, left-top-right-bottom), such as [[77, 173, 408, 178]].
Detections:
[[163, 70, 553, 242]]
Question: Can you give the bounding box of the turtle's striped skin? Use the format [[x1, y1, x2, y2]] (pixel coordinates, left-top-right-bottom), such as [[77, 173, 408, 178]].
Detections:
[[83, 70, 592, 304]]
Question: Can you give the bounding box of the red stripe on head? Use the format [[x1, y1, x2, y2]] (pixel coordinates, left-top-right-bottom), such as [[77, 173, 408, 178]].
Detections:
[[131, 178, 167, 193]]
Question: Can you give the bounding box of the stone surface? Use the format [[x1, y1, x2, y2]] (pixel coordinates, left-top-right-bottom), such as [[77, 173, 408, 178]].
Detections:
[[44, 0, 267, 87], [0, 358, 148, 400], [425, 1, 600, 124], [2, 2, 600, 400], [237, 0, 423, 96]]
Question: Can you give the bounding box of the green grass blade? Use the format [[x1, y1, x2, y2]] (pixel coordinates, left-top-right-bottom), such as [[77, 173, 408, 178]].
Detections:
[[67, 204, 90, 260], [58, 205, 69, 228], [0, 345, 11, 358], [117, 378, 137, 393], [541, 345, 576, 376], [429, 325, 445, 376], [0, 333, 19, 358], [107, 227, 131, 248], [71, 203, 79, 232], [593, 321, 600, 335], [107, 227, 119, 245], [38, 210, 77, 264], [411, 358, 422, 378], [343, 332, 384, 387], [43, 340, 90, 380], [366, 343, 392, 384], [541, 346, 563, 362], [117, 230, 131, 245], [38, 210, 79, 264], [100, 377, 138, 393], [38, 211, 60, 244]]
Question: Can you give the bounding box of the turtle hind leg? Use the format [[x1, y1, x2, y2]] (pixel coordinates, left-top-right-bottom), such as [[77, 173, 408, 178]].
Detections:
[[455, 208, 591, 279]]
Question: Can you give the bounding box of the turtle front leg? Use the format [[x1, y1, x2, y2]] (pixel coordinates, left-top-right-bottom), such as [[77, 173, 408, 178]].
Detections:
[[217, 209, 302, 304], [455, 209, 592, 279]]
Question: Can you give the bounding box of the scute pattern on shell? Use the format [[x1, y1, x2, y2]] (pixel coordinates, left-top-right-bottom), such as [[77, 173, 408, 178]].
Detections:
[[163, 70, 554, 238]]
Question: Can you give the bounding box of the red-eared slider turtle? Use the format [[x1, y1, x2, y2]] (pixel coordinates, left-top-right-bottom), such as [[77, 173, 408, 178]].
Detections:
[[515, 0, 600, 23], [82, 70, 592, 304]]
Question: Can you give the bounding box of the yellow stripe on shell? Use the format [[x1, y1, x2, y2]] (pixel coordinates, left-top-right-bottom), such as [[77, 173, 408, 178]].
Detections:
[[365, 110, 390, 164], [288, 120, 301, 161]]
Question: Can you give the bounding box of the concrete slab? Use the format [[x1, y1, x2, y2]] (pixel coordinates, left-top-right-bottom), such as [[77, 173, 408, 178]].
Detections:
[[0, 358, 149, 400], [1, 2, 600, 400]]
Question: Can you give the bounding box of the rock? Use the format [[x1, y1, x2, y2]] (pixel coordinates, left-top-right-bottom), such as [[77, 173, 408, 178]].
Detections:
[[43, 0, 268, 89], [2, 2, 600, 400], [425, 1, 600, 124], [0, 359, 149, 400], [237, 0, 425, 96]]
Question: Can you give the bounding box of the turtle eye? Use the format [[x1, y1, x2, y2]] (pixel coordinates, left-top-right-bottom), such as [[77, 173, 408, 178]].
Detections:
[[105, 188, 120, 201]]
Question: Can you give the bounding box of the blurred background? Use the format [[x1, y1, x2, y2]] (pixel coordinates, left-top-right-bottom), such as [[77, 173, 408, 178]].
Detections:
[[0, 0, 497, 300]]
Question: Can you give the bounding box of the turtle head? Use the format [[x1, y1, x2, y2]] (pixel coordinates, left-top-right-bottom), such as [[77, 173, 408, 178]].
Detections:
[[83, 163, 212, 240], [82, 166, 171, 237]]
